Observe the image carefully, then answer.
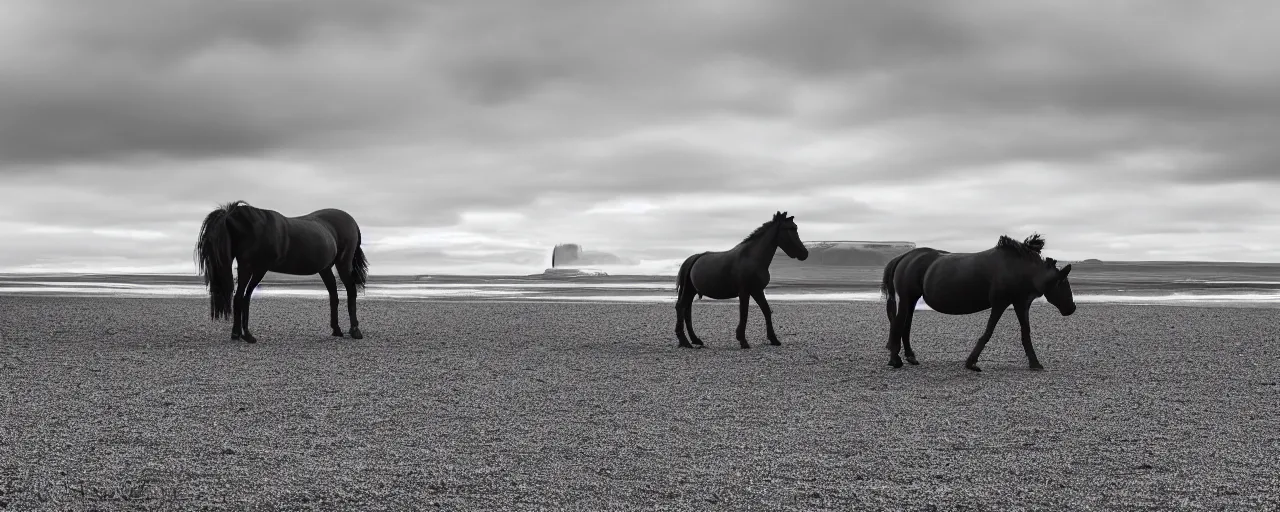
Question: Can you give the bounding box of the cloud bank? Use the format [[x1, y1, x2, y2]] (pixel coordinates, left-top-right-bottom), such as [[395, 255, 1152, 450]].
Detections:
[[3, 0, 1279, 274]]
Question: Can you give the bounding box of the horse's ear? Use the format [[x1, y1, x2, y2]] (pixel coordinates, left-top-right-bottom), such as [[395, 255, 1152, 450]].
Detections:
[[1059, 264, 1072, 278], [787, 216, 794, 221]]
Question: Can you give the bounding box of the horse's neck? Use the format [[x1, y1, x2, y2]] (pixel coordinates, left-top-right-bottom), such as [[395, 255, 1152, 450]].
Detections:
[[995, 254, 1046, 290], [1017, 257, 1051, 286], [227, 207, 272, 243], [738, 227, 779, 266]]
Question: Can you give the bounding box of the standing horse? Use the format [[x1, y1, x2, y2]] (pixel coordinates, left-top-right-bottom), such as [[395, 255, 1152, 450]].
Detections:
[[881, 234, 1075, 371], [674, 211, 810, 349], [195, 200, 369, 343]]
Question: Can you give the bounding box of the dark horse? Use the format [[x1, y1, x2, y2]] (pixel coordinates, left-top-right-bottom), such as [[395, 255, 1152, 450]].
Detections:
[[195, 201, 368, 343], [674, 211, 809, 349], [881, 234, 1075, 371]]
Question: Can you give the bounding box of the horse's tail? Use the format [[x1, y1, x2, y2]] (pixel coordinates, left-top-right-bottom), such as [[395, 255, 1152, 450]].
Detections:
[[675, 253, 704, 304], [882, 251, 909, 323], [351, 230, 369, 290], [195, 204, 238, 320]]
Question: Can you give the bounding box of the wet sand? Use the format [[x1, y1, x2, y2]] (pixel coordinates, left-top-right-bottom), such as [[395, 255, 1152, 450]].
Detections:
[[1, 296, 1278, 510]]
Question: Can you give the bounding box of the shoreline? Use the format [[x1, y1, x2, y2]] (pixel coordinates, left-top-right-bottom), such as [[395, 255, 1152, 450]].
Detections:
[[2, 288, 1279, 309]]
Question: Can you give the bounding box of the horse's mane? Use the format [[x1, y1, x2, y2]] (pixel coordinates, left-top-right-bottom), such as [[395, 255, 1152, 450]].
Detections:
[[740, 212, 789, 244], [221, 200, 251, 214], [996, 233, 1046, 258], [741, 220, 776, 244], [194, 200, 253, 266]]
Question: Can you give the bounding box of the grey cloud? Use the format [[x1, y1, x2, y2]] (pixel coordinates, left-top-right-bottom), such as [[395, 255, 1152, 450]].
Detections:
[[7, 0, 1279, 181], [3, 1, 1280, 269], [700, 2, 1280, 184], [0, 228, 192, 270], [28, 0, 424, 62], [725, 1, 981, 77], [1, 0, 437, 165]]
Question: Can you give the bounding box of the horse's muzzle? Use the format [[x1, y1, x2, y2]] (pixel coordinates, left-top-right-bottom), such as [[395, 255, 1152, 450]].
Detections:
[[797, 251, 809, 261], [1060, 305, 1077, 316]]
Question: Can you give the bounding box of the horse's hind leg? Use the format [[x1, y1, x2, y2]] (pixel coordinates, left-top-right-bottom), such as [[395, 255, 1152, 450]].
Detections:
[[675, 292, 693, 348], [675, 282, 703, 348], [965, 303, 1009, 372], [900, 304, 919, 365], [885, 298, 899, 366], [336, 264, 363, 339], [887, 293, 917, 367], [683, 299, 703, 347], [320, 267, 343, 337], [239, 270, 267, 344]]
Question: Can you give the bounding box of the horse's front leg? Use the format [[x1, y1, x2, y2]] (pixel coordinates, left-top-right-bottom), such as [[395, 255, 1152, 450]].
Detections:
[[736, 292, 751, 349], [239, 271, 266, 344], [231, 266, 250, 340], [1014, 301, 1043, 370], [965, 303, 1008, 372], [750, 289, 780, 346]]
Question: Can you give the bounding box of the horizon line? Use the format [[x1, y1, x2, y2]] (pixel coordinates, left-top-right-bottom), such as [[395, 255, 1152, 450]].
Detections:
[[4, 258, 1280, 278]]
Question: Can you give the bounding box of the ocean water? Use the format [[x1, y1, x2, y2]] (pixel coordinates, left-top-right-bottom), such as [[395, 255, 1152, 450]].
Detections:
[[2, 276, 1279, 308]]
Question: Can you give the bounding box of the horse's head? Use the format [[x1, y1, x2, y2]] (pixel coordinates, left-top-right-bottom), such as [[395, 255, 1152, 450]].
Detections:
[[773, 211, 809, 261], [1037, 258, 1075, 316], [195, 199, 255, 320]]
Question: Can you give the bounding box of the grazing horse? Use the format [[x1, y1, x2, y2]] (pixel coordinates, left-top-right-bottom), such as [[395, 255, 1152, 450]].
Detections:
[[674, 211, 810, 349], [195, 200, 368, 343], [881, 234, 1075, 371]]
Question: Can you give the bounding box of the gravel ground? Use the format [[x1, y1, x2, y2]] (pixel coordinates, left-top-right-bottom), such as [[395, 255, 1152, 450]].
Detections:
[[1, 295, 1278, 511]]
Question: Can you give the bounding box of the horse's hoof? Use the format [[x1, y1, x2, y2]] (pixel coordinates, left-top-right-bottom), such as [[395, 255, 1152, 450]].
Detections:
[[677, 341, 694, 348], [231, 333, 241, 340], [690, 338, 704, 346], [1029, 362, 1044, 371], [965, 363, 982, 372], [349, 328, 363, 340], [888, 358, 903, 368], [768, 337, 781, 346], [905, 355, 919, 365], [740, 343, 751, 349], [242, 333, 257, 344]]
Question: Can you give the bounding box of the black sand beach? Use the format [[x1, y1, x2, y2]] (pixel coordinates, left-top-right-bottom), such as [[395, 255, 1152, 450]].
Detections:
[[2, 296, 1278, 510]]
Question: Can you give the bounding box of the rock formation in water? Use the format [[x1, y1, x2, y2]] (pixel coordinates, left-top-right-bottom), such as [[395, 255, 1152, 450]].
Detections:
[[549, 240, 914, 271], [773, 240, 917, 268], [551, 243, 626, 268], [543, 268, 610, 277]]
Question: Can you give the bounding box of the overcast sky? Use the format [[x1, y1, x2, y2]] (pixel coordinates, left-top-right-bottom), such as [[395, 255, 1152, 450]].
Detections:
[[3, 0, 1279, 274]]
